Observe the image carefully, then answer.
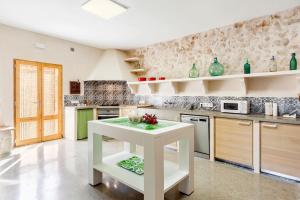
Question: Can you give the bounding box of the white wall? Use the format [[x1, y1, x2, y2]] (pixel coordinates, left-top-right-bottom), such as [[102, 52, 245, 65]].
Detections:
[[88, 49, 135, 81], [0, 24, 132, 126]]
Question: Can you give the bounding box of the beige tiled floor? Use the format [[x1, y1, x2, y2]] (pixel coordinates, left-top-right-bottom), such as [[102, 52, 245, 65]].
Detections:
[[0, 139, 299, 200]]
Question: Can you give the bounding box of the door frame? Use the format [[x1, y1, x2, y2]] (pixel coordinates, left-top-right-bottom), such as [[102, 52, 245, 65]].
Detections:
[[14, 59, 63, 146]]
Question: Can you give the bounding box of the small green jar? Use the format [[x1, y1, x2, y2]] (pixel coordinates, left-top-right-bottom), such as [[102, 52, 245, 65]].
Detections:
[[189, 63, 199, 78], [290, 53, 297, 70], [209, 57, 224, 76], [244, 59, 251, 74]]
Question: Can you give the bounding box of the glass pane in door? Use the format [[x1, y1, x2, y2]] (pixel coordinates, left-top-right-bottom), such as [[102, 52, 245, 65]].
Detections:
[[43, 67, 59, 116], [19, 65, 38, 118], [43, 119, 58, 136], [20, 121, 38, 140]]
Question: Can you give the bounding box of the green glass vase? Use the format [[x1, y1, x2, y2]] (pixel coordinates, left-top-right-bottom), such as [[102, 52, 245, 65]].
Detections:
[[189, 63, 199, 78], [290, 53, 297, 70], [209, 57, 224, 76], [244, 58, 251, 74]]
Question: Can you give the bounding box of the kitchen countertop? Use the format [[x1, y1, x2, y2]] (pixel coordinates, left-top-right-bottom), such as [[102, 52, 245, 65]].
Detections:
[[64, 104, 152, 110], [119, 104, 153, 108], [138, 107, 300, 125], [64, 106, 97, 110]]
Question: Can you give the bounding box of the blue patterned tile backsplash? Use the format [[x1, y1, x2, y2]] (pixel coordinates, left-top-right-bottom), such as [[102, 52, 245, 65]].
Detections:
[[64, 81, 135, 106], [64, 82, 299, 116], [133, 95, 300, 116], [64, 95, 85, 106]]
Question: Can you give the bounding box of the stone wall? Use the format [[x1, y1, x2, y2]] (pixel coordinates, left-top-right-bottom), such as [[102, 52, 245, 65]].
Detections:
[[128, 6, 300, 78]]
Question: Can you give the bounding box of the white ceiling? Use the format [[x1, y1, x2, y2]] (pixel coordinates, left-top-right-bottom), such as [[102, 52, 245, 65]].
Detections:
[[0, 0, 299, 49]]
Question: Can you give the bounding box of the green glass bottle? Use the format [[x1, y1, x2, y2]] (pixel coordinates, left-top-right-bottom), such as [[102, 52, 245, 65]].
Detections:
[[189, 63, 199, 78], [290, 53, 297, 70], [209, 57, 224, 76], [244, 58, 251, 74]]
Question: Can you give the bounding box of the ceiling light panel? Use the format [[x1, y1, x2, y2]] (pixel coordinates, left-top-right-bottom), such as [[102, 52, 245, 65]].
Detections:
[[82, 0, 127, 20]]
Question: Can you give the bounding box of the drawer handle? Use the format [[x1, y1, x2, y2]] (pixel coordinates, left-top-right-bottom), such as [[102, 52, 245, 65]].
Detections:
[[238, 121, 252, 126], [262, 123, 278, 128]]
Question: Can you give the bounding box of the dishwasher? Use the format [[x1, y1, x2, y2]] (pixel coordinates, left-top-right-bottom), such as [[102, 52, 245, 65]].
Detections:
[[181, 114, 210, 159]]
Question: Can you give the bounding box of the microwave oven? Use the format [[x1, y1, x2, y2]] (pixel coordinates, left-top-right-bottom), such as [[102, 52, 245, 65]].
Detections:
[[220, 100, 250, 114]]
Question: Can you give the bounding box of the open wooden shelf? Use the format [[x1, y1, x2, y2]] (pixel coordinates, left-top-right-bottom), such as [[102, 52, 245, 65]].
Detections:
[[94, 151, 188, 194], [124, 57, 140, 62], [124, 57, 147, 74], [130, 68, 147, 73], [127, 70, 300, 97]]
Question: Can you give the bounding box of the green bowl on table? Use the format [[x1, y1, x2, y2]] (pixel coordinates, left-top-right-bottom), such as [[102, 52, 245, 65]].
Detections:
[[145, 124, 156, 130]]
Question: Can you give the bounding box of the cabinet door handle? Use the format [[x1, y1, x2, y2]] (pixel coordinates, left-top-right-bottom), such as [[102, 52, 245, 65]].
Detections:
[[262, 123, 278, 128], [238, 121, 252, 126]]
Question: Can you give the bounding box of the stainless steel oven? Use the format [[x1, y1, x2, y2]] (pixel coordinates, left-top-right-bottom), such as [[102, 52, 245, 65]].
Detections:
[[98, 107, 119, 120], [97, 106, 119, 141]]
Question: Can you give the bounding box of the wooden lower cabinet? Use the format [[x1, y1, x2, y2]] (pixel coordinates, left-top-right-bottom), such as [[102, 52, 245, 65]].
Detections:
[[215, 118, 253, 167], [261, 122, 300, 179]]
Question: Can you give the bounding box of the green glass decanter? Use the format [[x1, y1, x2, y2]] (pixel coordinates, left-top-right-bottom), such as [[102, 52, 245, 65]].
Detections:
[[189, 63, 199, 78], [290, 53, 297, 70], [244, 58, 251, 74], [209, 57, 224, 76]]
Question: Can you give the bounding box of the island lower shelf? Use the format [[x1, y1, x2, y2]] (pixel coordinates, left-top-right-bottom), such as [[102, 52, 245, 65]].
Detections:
[[93, 151, 189, 194]]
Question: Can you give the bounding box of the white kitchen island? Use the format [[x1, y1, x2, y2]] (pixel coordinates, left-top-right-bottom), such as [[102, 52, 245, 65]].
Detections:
[[88, 117, 194, 200]]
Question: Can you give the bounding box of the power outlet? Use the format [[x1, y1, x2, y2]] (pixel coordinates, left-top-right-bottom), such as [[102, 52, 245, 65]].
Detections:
[[200, 103, 213, 108]]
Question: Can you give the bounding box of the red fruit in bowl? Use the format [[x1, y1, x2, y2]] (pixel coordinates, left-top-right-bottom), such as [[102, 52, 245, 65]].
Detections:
[[143, 113, 158, 124]]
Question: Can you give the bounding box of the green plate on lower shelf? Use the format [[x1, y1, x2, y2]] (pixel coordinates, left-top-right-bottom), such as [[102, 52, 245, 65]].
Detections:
[[117, 156, 144, 175]]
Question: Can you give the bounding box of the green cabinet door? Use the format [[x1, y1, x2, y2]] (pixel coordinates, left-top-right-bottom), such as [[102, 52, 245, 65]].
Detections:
[[77, 109, 94, 140]]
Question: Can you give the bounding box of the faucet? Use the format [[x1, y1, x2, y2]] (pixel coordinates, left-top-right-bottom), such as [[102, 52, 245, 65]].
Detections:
[[189, 104, 196, 110], [163, 100, 175, 105]]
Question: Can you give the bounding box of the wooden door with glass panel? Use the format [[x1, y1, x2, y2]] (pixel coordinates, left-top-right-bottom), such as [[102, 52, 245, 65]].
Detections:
[[14, 60, 62, 146], [41, 63, 62, 142]]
